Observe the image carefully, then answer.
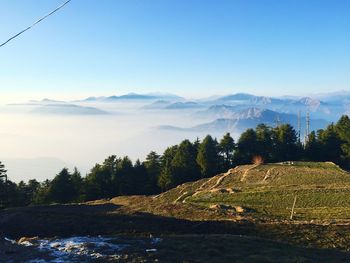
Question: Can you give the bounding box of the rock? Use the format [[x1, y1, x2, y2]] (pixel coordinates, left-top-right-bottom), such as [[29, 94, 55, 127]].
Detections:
[[234, 206, 245, 213], [209, 188, 236, 194], [210, 204, 233, 210], [210, 204, 245, 213], [18, 237, 38, 245]]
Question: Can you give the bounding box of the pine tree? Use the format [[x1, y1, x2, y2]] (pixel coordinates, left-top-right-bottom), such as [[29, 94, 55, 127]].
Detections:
[[335, 115, 350, 168], [171, 140, 200, 184], [318, 124, 343, 164], [234, 129, 258, 164], [197, 135, 220, 177], [133, 159, 149, 194], [48, 168, 77, 203], [144, 151, 161, 194], [272, 124, 299, 161], [219, 133, 236, 170], [158, 145, 178, 191], [304, 131, 321, 161], [255, 124, 273, 162]]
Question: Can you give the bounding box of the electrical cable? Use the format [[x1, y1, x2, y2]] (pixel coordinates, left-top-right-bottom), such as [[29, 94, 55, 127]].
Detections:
[[0, 0, 72, 48]]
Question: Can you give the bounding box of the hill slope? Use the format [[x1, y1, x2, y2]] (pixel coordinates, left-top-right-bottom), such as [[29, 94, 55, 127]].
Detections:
[[112, 162, 350, 222]]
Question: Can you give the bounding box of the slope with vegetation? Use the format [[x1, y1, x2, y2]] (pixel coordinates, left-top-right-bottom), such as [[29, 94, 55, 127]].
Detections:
[[144, 162, 350, 222], [1, 115, 350, 209]]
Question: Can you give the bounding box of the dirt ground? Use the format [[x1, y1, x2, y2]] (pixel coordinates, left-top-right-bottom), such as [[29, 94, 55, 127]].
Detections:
[[1, 234, 350, 263]]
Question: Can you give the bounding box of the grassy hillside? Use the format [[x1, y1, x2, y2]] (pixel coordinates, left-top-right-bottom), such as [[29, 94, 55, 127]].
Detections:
[[111, 161, 350, 222], [189, 162, 350, 221]]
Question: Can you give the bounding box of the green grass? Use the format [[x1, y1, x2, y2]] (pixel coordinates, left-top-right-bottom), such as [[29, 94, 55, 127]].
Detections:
[[179, 162, 350, 221], [189, 188, 350, 220]]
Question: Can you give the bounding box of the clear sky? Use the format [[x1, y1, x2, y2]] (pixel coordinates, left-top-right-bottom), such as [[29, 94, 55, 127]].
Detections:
[[0, 0, 349, 102]]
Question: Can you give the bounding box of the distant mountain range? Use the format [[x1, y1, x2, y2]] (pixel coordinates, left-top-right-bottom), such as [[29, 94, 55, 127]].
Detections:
[[31, 104, 108, 116], [81, 92, 184, 102], [159, 107, 329, 133], [137, 91, 349, 120], [8, 99, 109, 116], [6, 90, 350, 131], [202, 92, 349, 121]]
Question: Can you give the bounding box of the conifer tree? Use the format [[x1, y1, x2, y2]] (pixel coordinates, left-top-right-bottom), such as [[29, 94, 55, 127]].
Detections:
[[197, 135, 220, 177], [219, 133, 236, 170], [234, 129, 258, 164], [144, 151, 161, 193]]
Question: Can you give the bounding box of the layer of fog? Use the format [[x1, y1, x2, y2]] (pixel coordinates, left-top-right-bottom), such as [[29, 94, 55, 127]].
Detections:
[[0, 101, 236, 182]]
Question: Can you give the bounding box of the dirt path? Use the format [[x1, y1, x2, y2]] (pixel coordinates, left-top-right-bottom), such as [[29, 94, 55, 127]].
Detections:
[[240, 164, 259, 182], [176, 167, 240, 203], [263, 167, 274, 181], [210, 167, 238, 189]]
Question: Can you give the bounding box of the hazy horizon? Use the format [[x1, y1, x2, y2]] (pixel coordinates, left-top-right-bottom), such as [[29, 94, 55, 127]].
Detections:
[[2, 89, 350, 106], [1, 89, 349, 182]]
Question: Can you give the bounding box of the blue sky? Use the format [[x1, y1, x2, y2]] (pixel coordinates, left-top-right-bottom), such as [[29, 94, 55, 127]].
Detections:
[[0, 0, 349, 101]]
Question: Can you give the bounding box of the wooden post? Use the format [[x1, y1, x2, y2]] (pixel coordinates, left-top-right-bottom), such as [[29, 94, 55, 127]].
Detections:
[[290, 195, 297, 220]]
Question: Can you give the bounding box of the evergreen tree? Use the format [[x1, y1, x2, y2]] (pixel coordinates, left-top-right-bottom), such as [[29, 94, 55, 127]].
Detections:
[[304, 131, 321, 161], [133, 159, 149, 194], [115, 156, 134, 195], [143, 151, 161, 194], [272, 124, 299, 161], [171, 140, 200, 185], [32, 179, 51, 204], [85, 163, 113, 200], [234, 129, 258, 164], [255, 124, 274, 162], [48, 168, 77, 203], [70, 167, 83, 201], [335, 115, 350, 168], [197, 135, 220, 177], [219, 133, 236, 170], [15, 179, 40, 206], [158, 145, 178, 191], [318, 124, 343, 164]]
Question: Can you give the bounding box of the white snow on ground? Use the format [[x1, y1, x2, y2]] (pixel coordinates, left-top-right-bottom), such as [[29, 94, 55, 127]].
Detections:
[[5, 235, 162, 262]]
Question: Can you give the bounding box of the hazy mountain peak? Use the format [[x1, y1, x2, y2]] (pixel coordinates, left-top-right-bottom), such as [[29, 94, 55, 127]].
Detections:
[[165, 101, 201, 109], [31, 104, 108, 115], [220, 93, 256, 101], [297, 97, 321, 106]]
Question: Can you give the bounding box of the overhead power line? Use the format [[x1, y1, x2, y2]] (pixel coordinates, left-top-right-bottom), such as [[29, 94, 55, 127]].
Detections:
[[0, 0, 72, 48]]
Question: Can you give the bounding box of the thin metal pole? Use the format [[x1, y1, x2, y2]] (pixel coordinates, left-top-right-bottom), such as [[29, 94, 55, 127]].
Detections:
[[290, 195, 297, 220]]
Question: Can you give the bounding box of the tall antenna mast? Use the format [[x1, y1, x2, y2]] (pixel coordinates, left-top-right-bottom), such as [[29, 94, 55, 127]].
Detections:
[[0, 162, 7, 208], [305, 111, 310, 143], [275, 114, 281, 127], [297, 110, 301, 142]]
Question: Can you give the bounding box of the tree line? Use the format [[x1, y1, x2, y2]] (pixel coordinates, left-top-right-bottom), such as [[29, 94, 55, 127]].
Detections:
[[1, 115, 350, 208]]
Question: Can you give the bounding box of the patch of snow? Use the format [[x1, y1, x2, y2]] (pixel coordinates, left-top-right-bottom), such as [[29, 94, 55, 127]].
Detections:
[[4, 237, 16, 244], [146, 248, 157, 252], [18, 236, 129, 262]]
